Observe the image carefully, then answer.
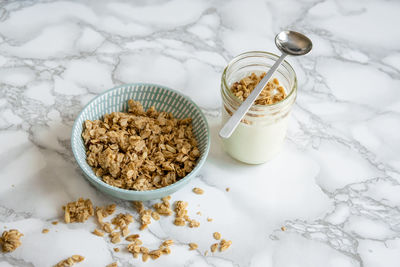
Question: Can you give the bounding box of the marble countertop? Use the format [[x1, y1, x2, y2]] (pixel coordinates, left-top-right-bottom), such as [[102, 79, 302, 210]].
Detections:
[[1, 0, 399, 266]]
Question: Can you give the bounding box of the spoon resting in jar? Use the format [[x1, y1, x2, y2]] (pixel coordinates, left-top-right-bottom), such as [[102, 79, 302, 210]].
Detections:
[[219, 30, 312, 139]]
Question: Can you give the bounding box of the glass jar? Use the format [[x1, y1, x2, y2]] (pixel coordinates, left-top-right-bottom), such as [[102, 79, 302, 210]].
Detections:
[[220, 51, 297, 164]]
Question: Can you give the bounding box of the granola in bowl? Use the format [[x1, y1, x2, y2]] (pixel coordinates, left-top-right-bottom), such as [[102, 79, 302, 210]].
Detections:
[[71, 84, 210, 200], [82, 100, 200, 191]]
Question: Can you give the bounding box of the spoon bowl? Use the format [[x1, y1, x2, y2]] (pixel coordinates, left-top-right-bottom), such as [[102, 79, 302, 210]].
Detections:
[[275, 31, 313, 56]]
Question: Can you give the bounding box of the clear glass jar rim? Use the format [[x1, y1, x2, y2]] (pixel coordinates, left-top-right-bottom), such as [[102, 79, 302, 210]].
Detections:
[[222, 51, 297, 109]]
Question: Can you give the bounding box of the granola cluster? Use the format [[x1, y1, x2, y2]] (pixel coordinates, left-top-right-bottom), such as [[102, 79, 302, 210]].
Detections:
[[133, 201, 153, 230], [95, 204, 116, 226], [0, 229, 23, 252], [173, 201, 200, 228], [111, 213, 134, 237], [54, 255, 84, 267], [153, 196, 173, 216], [82, 100, 200, 191], [95, 205, 134, 244], [63, 198, 94, 223], [220, 239, 233, 252], [231, 73, 287, 105], [132, 196, 173, 231], [127, 238, 173, 262]]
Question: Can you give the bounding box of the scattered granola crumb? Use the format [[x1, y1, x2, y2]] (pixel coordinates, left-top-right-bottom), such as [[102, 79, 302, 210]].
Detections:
[[188, 243, 198, 250], [139, 245, 148, 252], [63, 198, 94, 223], [151, 211, 160, 221], [210, 243, 218, 253], [213, 232, 221, 240], [102, 222, 113, 233], [110, 232, 121, 244], [132, 201, 144, 213], [125, 234, 140, 242], [127, 243, 141, 254], [121, 227, 129, 237], [173, 201, 200, 228], [153, 197, 173, 216], [161, 246, 171, 255], [207, 217, 213, 222], [133, 239, 143, 246], [192, 187, 204, 195], [173, 201, 188, 226], [54, 255, 84, 267], [230, 73, 286, 105], [281, 226, 286, 231], [225, 187, 230, 192], [133, 202, 152, 230], [113, 248, 120, 252], [95, 204, 116, 226], [1, 229, 23, 252], [107, 263, 118, 267], [220, 239, 232, 252], [196, 211, 202, 215], [52, 221, 58, 225], [42, 229, 49, 234], [93, 228, 104, 237], [149, 249, 162, 260], [142, 253, 149, 262], [111, 213, 133, 237], [82, 100, 200, 191], [140, 248, 150, 257], [188, 219, 200, 228], [162, 240, 174, 247]]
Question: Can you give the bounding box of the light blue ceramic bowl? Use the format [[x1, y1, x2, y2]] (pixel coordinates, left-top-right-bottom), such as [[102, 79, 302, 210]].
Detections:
[[71, 83, 210, 201]]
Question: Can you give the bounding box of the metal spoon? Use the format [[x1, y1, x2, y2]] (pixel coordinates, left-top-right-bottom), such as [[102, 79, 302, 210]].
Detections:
[[219, 30, 312, 139]]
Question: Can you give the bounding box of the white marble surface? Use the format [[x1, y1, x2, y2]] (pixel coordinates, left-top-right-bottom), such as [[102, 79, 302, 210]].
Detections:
[[0, 0, 399, 266]]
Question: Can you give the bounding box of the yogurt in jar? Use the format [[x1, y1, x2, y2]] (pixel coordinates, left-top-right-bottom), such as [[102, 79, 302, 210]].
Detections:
[[221, 108, 289, 164], [220, 51, 297, 164]]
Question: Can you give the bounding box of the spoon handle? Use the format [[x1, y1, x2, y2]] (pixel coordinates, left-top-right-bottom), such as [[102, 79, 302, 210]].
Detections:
[[219, 53, 287, 139]]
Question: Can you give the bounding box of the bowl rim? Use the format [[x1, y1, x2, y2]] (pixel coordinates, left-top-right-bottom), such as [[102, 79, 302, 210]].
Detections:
[[71, 83, 210, 196]]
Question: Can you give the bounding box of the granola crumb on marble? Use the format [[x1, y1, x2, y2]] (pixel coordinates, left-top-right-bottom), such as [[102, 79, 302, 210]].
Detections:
[[213, 232, 221, 240], [54, 255, 84, 267], [192, 187, 204, 195], [0, 229, 23, 252], [188, 243, 198, 250], [63, 198, 94, 223], [220, 239, 232, 252]]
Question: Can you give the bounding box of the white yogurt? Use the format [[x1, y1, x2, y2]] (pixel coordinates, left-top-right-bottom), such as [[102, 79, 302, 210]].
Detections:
[[221, 108, 289, 164], [219, 51, 297, 164]]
